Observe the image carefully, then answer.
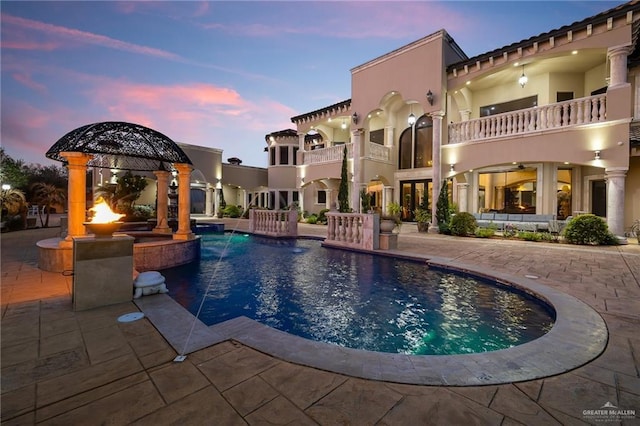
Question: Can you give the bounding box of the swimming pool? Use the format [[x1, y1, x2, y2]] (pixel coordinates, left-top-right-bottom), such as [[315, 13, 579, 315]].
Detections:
[[163, 233, 554, 355]]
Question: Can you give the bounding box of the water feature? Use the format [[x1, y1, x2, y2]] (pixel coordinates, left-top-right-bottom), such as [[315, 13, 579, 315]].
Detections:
[[164, 233, 554, 355]]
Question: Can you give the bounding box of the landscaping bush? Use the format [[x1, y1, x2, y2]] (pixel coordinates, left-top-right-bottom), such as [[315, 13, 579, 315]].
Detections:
[[449, 212, 477, 236], [503, 223, 518, 238], [306, 214, 318, 224], [563, 214, 618, 245], [317, 209, 329, 224], [517, 231, 544, 242], [223, 204, 243, 218], [130, 204, 154, 221], [475, 227, 495, 238]]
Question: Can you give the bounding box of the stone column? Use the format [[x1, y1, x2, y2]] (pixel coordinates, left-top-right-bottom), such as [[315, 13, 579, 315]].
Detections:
[[326, 188, 335, 210], [457, 182, 469, 213], [429, 112, 444, 232], [214, 187, 221, 217], [607, 45, 632, 87], [59, 152, 93, 247], [205, 183, 213, 216], [174, 163, 194, 240], [605, 168, 626, 237], [383, 186, 393, 215], [459, 109, 471, 121], [351, 129, 363, 212], [153, 170, 171, 234]]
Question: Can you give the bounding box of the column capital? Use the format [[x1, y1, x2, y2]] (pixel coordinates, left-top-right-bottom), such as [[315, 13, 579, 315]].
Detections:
[[604, 167, 628, 178], [428, 111, 446, 120], [174, 162, 193, 173], [607, 44, 633, 58], [59, 152, 93, 167]]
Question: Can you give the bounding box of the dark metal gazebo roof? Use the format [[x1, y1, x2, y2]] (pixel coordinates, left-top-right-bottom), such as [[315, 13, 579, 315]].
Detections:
[[46, 121, 192, 171]]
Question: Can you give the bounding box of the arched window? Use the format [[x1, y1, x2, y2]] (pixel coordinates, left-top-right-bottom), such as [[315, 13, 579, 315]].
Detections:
[[398, 114, 432, 169]]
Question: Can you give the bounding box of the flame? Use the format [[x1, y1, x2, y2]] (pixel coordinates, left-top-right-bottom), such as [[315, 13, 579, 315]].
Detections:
[[88, 198, 125, 223]]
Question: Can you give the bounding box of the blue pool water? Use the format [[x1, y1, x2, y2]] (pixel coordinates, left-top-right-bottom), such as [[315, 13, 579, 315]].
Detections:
[[164, 233, 554, 355]]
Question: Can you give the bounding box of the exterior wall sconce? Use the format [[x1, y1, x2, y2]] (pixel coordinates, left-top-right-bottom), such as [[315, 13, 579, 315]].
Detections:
[[449, 164, 455, 172], [352, 112, 359, 125], [518, 65, 528, 88], [426, 90, 434, 105], [594, 150, 601, 160], [341, 119, 347, 130]]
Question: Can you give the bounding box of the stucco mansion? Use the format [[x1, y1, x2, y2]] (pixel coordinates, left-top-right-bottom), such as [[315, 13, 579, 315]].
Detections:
[[262, 1, 640, 238], [123, 1, 639, 238]]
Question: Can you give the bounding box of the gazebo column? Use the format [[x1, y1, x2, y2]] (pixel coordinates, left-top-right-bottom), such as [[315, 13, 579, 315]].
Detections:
[[59, 152, 93, 247], [153, 170, 171, 234], [174, 163, 194, 240]]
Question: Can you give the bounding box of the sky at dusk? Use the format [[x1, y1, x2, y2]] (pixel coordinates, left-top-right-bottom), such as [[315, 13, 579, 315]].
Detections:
[[1, 1, 622, 168]]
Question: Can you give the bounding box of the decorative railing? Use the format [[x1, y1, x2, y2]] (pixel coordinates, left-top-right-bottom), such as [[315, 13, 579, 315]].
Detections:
[[302, 143, 353, 165], [324, 212, 379, 250], [368, 142, 391, 162], [249, 209, 298, 237], [448, 94, 607, 144]]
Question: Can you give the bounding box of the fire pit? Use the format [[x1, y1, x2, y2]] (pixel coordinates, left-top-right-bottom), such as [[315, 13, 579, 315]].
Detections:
[[84, 198, 125, 238]]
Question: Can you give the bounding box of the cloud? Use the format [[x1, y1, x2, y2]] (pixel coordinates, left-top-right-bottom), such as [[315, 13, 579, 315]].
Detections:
[[1, 13, 182, 60], [201, 2, 474, 40], [12, 72, 48, 94]]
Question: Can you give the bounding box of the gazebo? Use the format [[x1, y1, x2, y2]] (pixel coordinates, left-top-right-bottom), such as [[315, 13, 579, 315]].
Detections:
[[39, 121, 197, 272]]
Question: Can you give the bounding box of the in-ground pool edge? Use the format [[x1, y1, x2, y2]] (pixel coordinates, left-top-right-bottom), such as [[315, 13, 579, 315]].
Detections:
[[137, 256, 608, 386]]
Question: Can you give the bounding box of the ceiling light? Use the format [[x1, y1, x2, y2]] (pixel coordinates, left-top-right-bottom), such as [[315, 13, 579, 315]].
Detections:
[[518, 65, 528, 88]]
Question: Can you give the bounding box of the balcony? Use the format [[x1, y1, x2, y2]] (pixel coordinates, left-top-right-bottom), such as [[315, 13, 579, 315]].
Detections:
[[448, 94, 607, 145], [302, 143, 352, 165], [301, 142, 391, 165]]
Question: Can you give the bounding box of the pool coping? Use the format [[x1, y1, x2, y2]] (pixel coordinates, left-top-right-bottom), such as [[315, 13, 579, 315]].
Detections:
[[135, 256, 608, 386]]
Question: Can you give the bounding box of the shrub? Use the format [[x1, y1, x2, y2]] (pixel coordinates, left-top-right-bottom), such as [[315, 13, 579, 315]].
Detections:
[[449, 212, 477, 236], [317, 209, 329, 224], [131, 204, 154, 221], [563, 214, 618, 245], [475, 227, 495, 238], [306, 214, 318, 224], [503, 223, 518, 238], [223, 204, 242, 218], [517, 231, 543, 242]]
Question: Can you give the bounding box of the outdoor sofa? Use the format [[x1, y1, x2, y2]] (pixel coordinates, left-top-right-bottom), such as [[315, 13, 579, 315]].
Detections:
[[472, 213, 557, 232]]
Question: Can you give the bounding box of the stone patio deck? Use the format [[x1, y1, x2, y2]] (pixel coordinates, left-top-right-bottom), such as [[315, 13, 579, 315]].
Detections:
[[2, 219, 639, 425]]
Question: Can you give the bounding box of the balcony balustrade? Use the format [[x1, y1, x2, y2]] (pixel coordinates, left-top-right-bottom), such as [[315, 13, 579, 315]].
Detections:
[[249, 209, 298, 237], [324, 212, 378, 250], [448, 94, 607, 144], [302, 143, 353, 165]]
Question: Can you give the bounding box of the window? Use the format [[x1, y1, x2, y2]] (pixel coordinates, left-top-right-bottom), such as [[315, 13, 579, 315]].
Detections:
[[399, 115, 432, 169], [279, 146, 289, 165], [279, 191, 288, 209], [317, 190, 327, 204], [293, 147, 298, 166], [370, 129, 384, 145], [292, 191, 299, 203], [557, 92, 574, 102], [269, 147, 276, 166], [480, 96, 538, 117]]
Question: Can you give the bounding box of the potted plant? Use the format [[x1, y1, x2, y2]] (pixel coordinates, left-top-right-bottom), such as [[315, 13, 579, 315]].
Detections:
[[381, 201, 402, 233], [414, 208, 430, 232]]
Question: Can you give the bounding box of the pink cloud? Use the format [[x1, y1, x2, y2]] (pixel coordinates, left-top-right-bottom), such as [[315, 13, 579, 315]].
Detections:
[[12, 72, 48, 94], [1, 13, 182, 60], [201, 2, 473, 40]]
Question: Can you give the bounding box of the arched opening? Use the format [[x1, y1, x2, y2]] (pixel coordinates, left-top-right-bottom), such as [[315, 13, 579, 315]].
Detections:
[[398, 114, 432, 169]]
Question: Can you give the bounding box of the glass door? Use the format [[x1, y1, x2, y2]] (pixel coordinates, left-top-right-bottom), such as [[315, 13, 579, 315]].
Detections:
[[400, 180, 432, 221]]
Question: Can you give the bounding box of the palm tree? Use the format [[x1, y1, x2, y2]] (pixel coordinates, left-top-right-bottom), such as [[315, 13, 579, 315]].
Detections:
[[1, 188, 26, 217], [94, 171, 148, 216], [1, 188, 27, 230], [30, 182, 66, 227]]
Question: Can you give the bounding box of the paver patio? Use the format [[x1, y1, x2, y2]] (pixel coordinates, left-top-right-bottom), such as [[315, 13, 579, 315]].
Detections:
[[1, 219, 639, 425]]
